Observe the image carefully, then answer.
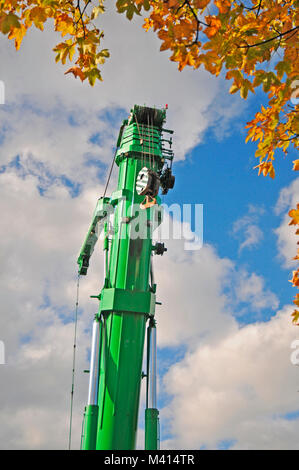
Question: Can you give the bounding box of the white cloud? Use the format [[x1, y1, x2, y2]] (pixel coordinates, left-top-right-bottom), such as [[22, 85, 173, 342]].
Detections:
[[233, 271, 279, 313], [0, 6, 246, 168], [0, 104, 118, 188], [275, 178, 299, 268], [0, 168, 105, 449], [232, 205, 264, 253], [239, 224, 263, 252], [162, 305, 299, 449], [0, 6, 292, 451], [0, 165, 280, 449], [275, 178, 299, 215], [154, 239, 236, 348]]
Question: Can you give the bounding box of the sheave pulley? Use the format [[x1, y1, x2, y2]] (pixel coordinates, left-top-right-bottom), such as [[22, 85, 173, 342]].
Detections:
[[136, 167, 160, 209]]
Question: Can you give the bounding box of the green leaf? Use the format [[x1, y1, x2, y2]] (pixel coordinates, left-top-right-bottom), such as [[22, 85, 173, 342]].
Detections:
[[275, 61, 291, 80], [100, 49, 110, 57], [126, 5, 135, 20], [87, 68, 102, 86], [1, 12, 20, 35], [240, 83, 248, 99]]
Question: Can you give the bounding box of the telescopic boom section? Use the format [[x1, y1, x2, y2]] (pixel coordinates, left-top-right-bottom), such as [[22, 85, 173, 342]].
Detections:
[[79, 105, 174, 450]]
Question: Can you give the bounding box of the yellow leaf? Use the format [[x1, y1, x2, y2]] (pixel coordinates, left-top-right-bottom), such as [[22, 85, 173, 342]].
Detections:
[[91, 6, 105, 20], [289, 207, 299, 226], [229, 83, 239, 94], [292, 309, 299, 326], [8, 22, 26, 50]]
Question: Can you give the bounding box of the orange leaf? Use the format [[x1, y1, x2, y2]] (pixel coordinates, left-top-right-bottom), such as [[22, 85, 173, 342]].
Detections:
[[194, 0, 210, 8], [65, 67, 85, 82], [293, 160, 299, 171], [168, 0, 181, 7], [289, 207, 299, 226], [215, 0, 230, 14], [204, 16, 221, 38]]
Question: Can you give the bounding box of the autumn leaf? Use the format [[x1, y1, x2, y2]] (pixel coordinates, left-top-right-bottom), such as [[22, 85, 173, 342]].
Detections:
[[167, 0, 181, 7], [215, 0, 230, 14], [91, 4, 105, 20], [204, 16, 222, 38], [289, 205, 299, 226], [29, 6, 48, 31], [0, 12, 21, 35], [292, 310, 299, 326], [65, 66, 86, 82], [193, 0, 210, 8], [293, 160, 299, 171], [291, 270, 299, 287], [55, 13, 74, 36], [8, 22, 26, 50], [86, 67, 102, 86]]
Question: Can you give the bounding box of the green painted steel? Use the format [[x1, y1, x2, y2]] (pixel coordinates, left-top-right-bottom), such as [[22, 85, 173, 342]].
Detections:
[[78, 105, 174, 450], [145, 408, 159, 450], [100, 288, 156, 315], [96, 138, 159, 450], [77, 197, 111, 275], [81, 405, 99, 450]]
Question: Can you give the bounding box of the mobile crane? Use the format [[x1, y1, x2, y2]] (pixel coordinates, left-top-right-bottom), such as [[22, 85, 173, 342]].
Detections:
[[77, 105, 175, 450]]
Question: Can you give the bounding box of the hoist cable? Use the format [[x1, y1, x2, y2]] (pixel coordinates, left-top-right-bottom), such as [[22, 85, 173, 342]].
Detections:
[[68, 126, 121, 449], [147, 112, 151, 169], [68, 272, 80, 450], [151, 113, 154, 170], [103, 147, 117, 198], [134, 111, 144, 167]]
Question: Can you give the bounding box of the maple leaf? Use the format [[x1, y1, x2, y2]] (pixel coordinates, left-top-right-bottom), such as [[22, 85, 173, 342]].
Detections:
[[167, 0, 181, 7], [290, 270, 299, 287], [0, 12, 20, 35], [55, 13, 74, 36], [8, 22, 26, 50], [91, 5, 105, 20], [65, 66, 86, 82], [193, 0, 210, 8], [292, 311, 299, 325], [289, 205, 299, 226], [293, 160, 299, 171], [204, 16, 221, 38], [215, 0, 230, 14], [29, 6, 48, 31]]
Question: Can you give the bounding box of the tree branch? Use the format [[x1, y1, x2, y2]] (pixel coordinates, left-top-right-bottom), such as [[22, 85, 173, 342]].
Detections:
[[238, 26, 298, 49], [173, 0, 209, 47]]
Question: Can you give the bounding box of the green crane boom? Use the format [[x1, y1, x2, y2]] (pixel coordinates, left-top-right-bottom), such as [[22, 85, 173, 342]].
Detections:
[[78, 105, 175, 450]]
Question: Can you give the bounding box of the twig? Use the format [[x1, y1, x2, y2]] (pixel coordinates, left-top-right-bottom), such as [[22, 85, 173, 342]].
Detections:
[[238, 26, 298, 49], [174, 0, 209, 46]]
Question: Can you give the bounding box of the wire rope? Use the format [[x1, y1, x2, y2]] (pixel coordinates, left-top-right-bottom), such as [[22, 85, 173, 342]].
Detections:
[[68, 272, 80, 450]]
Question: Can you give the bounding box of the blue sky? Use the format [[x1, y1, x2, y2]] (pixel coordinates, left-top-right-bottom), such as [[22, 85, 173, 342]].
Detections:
[[154, 90, 298, 447], [0, 6, 299, 450], [171, 114, 296, 314]]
